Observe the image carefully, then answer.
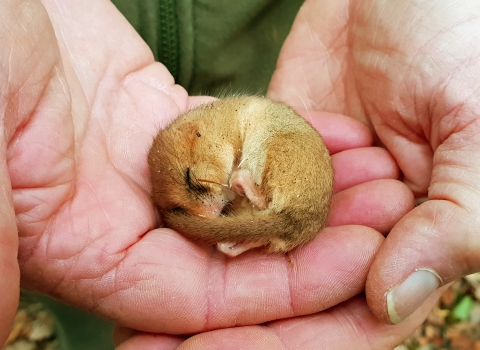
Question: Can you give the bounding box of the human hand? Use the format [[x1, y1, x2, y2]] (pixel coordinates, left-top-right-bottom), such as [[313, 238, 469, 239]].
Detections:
[[270, 0, 480, 326], [113, 109, 431, 349], [2, 0, 419, 348], [111, 113, 437, 350]]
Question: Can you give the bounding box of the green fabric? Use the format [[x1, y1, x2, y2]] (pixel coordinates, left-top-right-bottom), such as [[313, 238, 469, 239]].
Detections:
[[111, 0, 303, 95]]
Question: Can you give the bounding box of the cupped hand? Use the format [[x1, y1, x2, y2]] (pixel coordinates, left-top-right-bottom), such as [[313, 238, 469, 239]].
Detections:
[[114, 111, 424, 349], [2, 0, 415, 346], [270, 0, 480, 325]]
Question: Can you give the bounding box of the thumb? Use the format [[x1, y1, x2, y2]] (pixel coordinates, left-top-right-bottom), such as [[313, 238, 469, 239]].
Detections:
[[366, 121, 480, 324]]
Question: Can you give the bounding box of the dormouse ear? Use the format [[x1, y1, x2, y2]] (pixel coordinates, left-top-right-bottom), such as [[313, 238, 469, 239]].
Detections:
[[177, 121, 204, 147]]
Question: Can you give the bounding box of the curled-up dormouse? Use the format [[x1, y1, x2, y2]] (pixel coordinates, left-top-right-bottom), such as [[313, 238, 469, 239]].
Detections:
[[148, 96, 334, 257]]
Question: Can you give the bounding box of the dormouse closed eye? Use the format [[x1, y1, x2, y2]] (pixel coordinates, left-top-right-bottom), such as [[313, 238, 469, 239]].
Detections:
[[185, 167, 208, 194]]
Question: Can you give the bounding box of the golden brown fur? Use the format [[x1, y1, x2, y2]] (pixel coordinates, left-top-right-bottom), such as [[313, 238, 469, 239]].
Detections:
[[148, 96, 333, 255]]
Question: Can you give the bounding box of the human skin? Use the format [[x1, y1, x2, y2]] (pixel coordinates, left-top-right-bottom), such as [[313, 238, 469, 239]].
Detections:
[[269, 0, 480, 326], [0, 0, 434, 348]]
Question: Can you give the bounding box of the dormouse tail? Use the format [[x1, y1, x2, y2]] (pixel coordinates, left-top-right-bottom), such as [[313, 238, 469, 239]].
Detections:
[[163, 211, 310, 253]]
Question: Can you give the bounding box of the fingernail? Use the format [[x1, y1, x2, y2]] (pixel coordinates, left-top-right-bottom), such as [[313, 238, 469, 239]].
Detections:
[[387, 268, 442, 324]]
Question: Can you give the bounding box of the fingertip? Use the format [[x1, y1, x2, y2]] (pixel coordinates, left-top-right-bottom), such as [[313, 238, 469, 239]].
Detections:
[[385, 268, 442, 324], [328, 179, 415, 234], [115, 332, 185, 350], [299, 111, 374, 153], [332, 147, 400, 192], [186, 96, 217, 110], [177, 326, 285, 350], [288, 225, 384, 314]]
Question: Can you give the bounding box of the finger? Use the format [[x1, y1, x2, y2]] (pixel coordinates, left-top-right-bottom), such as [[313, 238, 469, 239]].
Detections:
[[328, 179, 414, 234], [113, 326, 138, 346], [332, 147, 400, 192], [186, 96, 217, 110], [372, 125, 433, 197], [267, 0, 352, 115], [43, 0, 154, 96], [297, 111, 374, 153], [177, 289, 447, 350], [115, 333, 184, 350], [328, 141, 407, 233], [93, 225, 383, 334]]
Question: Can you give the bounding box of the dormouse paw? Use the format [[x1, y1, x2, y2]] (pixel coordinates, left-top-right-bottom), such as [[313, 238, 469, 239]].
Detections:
[[216, 241, 266, 257], [229, 169, 267, 209]]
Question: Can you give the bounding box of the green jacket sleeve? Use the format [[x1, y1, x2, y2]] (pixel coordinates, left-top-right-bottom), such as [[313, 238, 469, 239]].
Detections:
[[111, 0, 303, 96]]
